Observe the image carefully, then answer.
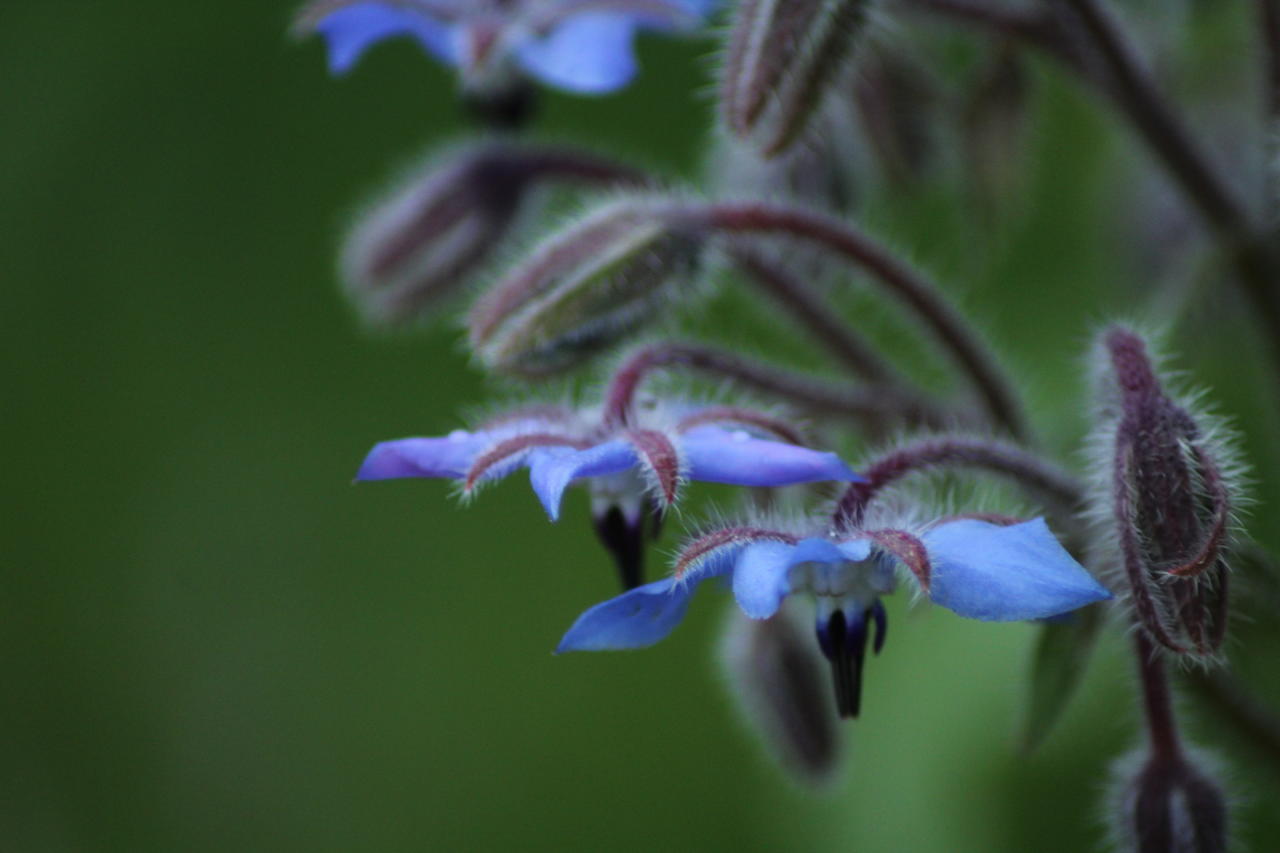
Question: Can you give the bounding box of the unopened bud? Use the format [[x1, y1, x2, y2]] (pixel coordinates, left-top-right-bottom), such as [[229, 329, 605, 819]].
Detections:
[[853, 46, 937, 186], [342, 143, 646, 328], [1091, 327, 1241, 658], [1110, 750, 1228, 853], [720, 608, 841, 784], [960, 50, 1028, 209], [468, 198, 703, 376], [720, 0, 872, 157], [341, 144, 532, 328]]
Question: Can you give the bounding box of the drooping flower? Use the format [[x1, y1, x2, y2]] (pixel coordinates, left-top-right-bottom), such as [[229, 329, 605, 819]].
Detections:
[[356, 400, 859, 587], [558, 516, 1111, 717], [294, 0, 717, 96]]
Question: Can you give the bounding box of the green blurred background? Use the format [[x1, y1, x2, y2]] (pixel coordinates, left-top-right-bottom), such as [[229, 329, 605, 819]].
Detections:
[[4, 2, 1279, 851]]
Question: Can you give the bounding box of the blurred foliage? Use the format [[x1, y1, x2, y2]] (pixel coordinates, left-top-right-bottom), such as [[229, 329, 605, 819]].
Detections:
[[3, 2, 1278, 851]]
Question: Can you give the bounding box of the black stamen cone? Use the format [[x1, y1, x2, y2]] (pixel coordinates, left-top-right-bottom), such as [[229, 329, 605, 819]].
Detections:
[[592, 505, 646, 590], [816, 609, 871, 719]]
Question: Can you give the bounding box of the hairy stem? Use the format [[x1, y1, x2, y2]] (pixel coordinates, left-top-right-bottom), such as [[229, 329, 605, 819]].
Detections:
[[601, 341, 955, 430], [694, 201, 1030, 441], [1134, 632, 1182, 760], [730, 247, 900, 384], [832, 435, 1081, 529]]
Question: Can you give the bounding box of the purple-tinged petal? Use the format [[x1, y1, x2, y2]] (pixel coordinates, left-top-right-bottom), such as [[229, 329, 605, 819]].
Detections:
[[732, 537, 847, 619], [680, 426, 860, 486], [922, 518, 1112, 621], [516, 13, 640, 94], [314, 3, 457, 74], [557, 576, 696, 651], [527, 439, 638, 521], [355, 432, 486, 481]]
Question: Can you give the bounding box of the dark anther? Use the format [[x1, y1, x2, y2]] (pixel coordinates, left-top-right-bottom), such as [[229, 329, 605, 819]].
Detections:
[[815, 608, 871, 719], [870, 601, 887, 655], [592, 505, 646, 591]]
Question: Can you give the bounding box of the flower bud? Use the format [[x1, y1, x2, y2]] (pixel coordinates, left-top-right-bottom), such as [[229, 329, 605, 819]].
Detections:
[[719, 608, 841, 784], [468, 198, 703, 376], [1090, 327, 1241, 658], [960, 50, 1030, 211], [340, 143, 532, 328], [1109, 750, 1228, 853], [720, 0, 872, 157]]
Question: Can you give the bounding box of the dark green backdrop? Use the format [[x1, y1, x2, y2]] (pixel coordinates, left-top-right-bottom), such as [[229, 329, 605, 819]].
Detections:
[[4, 3, 1278, 851]]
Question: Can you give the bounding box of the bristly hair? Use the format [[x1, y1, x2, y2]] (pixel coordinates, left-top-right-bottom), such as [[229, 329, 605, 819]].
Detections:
[[1080, 322, 1250, 666]]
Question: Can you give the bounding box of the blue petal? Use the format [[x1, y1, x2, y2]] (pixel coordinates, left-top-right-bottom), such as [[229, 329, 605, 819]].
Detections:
[[922, 518, 1112, 621], [732, 538, 848, 619], [556, 577, 694, 652], [681, 427, 861, 486], [314, 4, 456, 74], [355, 434, 487, 481], [516, 13, 639, 94], [527, 440, 637, 521]]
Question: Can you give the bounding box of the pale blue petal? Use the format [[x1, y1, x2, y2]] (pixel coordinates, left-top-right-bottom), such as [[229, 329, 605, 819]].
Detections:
[[527, 440, 637, 521], [732, 538, 848, 619], [923, 518, 1112, 621], [835, 539, 873, 562], [516, 14, 639, 94], [556, 577, 693, 651], [314, 4, 456, 74], [681, 427, 861, 486], [355, 434, 486, 481]]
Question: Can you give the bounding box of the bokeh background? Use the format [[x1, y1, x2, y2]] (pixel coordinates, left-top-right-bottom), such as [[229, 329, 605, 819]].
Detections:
[[5, 2, 1279, 851]]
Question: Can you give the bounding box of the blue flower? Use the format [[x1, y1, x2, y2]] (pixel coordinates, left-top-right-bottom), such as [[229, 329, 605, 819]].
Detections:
[[557, 517, 1112, 716], [356, 403, 859, 520], [295, 0, 717, 95]]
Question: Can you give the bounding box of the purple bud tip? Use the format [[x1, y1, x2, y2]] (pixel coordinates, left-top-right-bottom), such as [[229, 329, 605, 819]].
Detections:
[[1105, 328, 1160, 396]]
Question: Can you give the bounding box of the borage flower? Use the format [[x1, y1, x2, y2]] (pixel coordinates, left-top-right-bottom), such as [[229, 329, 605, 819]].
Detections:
[[295, 0, 716, 96], [558, 516, 1111, 717], [356, 400, 859, 588]]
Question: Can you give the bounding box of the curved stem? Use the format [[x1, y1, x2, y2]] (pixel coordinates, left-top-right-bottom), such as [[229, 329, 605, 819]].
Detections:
[[601, 341, 958, 430], [832, 435, 1081, 530], [694, 202, 1031, 441], [910, 0, 1280, 374], [729, 247, 900, 384]]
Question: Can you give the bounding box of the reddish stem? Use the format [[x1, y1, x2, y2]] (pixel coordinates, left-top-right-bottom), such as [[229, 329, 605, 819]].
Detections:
[[695, 202, 1030, 441], [601, 341, 955, 430], [833, 436, 1080, 530]]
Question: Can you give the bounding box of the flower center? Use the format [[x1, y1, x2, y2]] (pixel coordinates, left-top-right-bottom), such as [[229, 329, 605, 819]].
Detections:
[[787, 557, 894, 720]]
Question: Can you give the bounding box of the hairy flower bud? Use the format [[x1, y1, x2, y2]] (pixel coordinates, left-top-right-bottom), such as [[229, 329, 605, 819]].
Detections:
[[719, 608, 841, 784], [468, 198, 703, 376], [961, 50, 1030, 210], [1109, 749, 1228, 853], [1089, 327, 1241, 658], [720, 0, 873, 157], [342, 143, 647, 328], [341, 144, 530, 328]]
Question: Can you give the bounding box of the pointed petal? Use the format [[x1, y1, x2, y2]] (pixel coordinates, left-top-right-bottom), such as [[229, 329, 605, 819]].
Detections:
[[355, 433, 486, 481], [922, 518, 1112, 621], [681, 426, 859, 486], [313, 4, 456, 74], [625, 429, 683, 507], [516, 14, 640, 94], [733, 538, 847, 619], [527, 440, 637, 521], [557, 577, 695, 651]]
